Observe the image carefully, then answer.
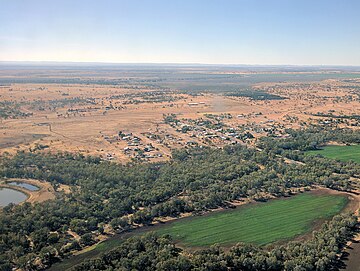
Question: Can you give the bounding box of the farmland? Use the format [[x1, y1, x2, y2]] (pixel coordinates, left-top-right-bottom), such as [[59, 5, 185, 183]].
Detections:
[[47, 189, 355, 271], [1, 66, 360, 163], [2, 0, 360, 269], [156, 192, 349, 247], [1, 65, 360, 271], [307, 145, 360, 163]]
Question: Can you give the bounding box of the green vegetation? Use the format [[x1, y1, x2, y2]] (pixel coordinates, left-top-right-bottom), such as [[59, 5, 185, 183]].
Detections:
[[1, 127, 360, 270], [0, 101, 32, 119], [307, 145, 360, 163], [28, 97, 94, 111], [224, 89, 285, 100], [1, 69, 360, 87], [72, 213, 358, 271], [157, 193, 348, 246]]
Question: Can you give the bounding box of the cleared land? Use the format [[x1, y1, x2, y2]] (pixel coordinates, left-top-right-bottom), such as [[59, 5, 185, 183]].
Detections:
[[1, 68, 360, 163], [306, 146, 360, 271], [307, 145, 360, 163], [156, 193, 348, 247]]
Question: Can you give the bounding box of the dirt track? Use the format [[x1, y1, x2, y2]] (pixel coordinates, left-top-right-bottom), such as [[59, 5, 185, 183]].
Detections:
[[1, 80, 359, 163]]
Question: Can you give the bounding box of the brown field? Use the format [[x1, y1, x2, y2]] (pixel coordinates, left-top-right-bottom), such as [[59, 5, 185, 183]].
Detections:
[[1, 79, 360, 162], [3, 70, 359, 271]]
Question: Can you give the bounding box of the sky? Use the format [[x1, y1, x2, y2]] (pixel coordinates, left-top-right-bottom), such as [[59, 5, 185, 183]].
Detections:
[[0, 0, 360, 65]]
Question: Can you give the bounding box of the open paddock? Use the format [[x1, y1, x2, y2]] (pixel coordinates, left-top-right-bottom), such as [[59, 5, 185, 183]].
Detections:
[[155, 191, 350, 247], [48, 188, 359, 271], [306, 145, 360, 164]]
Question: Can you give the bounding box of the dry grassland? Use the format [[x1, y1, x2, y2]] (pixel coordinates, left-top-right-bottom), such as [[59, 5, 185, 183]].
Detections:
[[1, 79, 359, 162]]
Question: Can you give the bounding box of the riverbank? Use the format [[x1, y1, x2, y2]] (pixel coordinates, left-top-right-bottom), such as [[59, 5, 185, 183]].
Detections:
[[340, 189, 360, 271], [49, 187, 359, 271], [0, 178, 55, 204]]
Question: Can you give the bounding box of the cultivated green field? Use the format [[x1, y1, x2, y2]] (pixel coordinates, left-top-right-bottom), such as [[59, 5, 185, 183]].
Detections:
[[306, 145, 360, 163], [49, 192, 348, 271], [156, 193, 348, 247]]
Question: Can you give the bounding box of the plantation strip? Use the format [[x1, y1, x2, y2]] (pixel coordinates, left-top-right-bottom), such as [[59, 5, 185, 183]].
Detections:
[[156, 193, 349, 246], [306, 145, 360, 163]]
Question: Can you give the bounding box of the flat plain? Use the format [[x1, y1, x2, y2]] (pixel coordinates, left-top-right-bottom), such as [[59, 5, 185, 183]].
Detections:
[[2, 66, 360, 271], [1, 67, 360, 163], [307, 145, 360, 163], [156, 192, 349, 247]]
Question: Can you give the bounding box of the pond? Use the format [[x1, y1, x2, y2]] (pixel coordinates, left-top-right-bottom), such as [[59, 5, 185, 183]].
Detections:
[[8, 181, 39, 191], [0, 187, 28, 207]]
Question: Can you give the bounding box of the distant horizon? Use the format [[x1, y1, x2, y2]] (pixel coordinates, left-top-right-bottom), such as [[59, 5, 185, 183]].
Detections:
[[1, 60, 360, 68]]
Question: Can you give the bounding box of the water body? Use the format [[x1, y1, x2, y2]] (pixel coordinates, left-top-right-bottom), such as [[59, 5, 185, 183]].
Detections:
[[8, 181, 39, 191], [0, 187, 27, 207]]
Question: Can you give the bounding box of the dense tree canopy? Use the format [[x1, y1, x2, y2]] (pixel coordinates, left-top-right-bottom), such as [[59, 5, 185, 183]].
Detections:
[[73, 213, 357, 271], [0, 127, 359, 270]]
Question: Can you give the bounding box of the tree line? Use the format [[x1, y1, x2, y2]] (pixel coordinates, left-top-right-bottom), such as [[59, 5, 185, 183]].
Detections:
[[0, 127, 359, 270], [73, 213, 357, 271]]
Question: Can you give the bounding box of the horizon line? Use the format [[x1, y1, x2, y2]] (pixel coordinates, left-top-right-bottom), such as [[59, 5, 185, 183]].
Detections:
[[1, 60, 360, 68]]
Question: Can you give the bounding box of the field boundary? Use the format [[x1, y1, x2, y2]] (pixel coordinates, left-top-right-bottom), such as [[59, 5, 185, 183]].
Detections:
[[48, 187, 359, 271]]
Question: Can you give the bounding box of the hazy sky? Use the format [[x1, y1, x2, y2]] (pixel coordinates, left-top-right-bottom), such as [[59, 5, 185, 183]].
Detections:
[[1, 0, 359, 65]]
